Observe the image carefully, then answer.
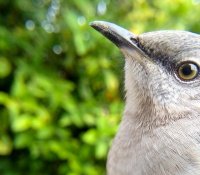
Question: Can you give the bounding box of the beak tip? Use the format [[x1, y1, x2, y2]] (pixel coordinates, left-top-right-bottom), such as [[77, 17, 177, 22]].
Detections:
[[89, 20, 106, 26], [89, 21, 96, 27], [89, 21, 110, 34]]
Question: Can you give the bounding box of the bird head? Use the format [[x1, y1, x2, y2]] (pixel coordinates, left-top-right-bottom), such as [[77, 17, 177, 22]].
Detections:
[[90, 21, 200, 126]]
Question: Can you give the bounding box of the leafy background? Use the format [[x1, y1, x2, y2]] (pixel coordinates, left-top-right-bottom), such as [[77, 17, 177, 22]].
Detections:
[[0, 0, 200, 174]]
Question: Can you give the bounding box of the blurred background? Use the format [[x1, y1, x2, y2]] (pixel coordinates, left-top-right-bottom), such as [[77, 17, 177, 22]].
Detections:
[[0, 0, 200, 174]]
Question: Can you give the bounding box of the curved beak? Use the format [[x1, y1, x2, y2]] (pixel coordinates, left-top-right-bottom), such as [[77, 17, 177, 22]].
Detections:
[[89, 21, 148, 59], [89, 21, 155, 67]]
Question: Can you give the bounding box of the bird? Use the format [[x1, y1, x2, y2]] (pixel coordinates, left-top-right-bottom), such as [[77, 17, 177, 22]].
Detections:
[[90, 21, 200, 175]]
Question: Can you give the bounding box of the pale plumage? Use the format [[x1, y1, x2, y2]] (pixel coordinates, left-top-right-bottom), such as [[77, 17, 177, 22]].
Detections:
[[90, 21, 200, 175]]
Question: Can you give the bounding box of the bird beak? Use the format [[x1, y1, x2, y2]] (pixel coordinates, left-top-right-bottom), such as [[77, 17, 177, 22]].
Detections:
[[90, 21, 154, 65]]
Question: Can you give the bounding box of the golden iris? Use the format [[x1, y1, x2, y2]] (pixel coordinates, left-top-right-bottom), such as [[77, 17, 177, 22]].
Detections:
[[178, 62, 198, 80]]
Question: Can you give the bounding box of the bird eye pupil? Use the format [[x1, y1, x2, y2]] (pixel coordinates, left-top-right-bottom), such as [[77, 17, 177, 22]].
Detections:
[[177, 62, 199, 81], [181, 65, 193, 76]]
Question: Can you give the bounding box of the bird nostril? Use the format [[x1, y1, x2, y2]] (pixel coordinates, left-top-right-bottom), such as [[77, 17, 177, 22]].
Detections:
[[130, 37, 138, 45]]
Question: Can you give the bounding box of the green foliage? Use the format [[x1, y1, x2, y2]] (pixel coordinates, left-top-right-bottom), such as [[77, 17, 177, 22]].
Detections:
[[0, 0, 200, 174]]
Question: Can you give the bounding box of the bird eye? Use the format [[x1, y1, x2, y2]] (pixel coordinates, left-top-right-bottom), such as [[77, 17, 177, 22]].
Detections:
[[177, 62, 199, 81]]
